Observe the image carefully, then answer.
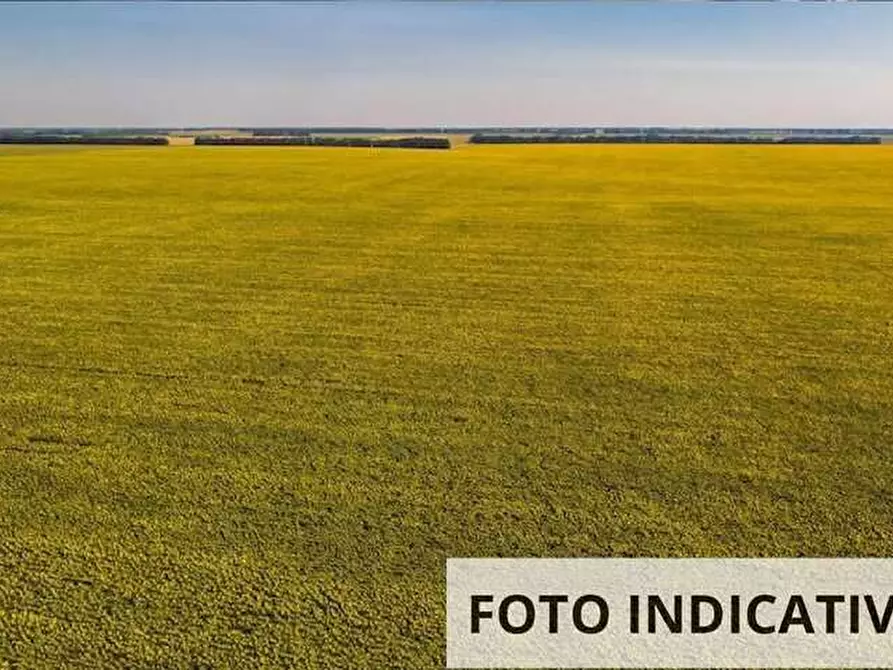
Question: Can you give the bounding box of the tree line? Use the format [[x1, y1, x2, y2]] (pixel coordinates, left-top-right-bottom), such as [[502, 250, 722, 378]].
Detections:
[[195, 136, 452, 149], [0, 135, 169, 145], [469, 134, 882, 145]]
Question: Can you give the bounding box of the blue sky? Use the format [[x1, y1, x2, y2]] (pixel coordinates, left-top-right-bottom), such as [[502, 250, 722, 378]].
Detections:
[[1, 2, 892, 127]]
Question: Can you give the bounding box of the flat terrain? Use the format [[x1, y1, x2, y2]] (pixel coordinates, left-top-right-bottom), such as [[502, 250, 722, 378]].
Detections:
[[0, 144, 892, 668]]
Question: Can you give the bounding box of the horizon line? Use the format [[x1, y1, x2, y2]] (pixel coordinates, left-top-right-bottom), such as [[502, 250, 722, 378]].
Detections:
[[4, 125, 893, 131]]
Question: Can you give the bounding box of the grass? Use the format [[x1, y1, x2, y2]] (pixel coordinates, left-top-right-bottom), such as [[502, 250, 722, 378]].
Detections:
[[0, 143, 892, 668]]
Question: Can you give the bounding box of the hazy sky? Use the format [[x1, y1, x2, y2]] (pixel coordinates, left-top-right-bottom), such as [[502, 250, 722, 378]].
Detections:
[[2, 2, 893, 128]]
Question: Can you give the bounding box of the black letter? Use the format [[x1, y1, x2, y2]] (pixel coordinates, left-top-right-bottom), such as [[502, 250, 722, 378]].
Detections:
[[573, 595, 609, 634], [539, 595, 569, 634], [648, 595, 682, 633], [692, 595, 723, 633], [815, 595, 844, 633], [850, 595, 860, 634], [499, 595, 535, 634], [471, 595, 493, 634], [864, 595, 893, 633], [630, 595, 640, 634], [747, 595, 776, 634], [730, 595, 741, 634], [779, 595, 815, 634]]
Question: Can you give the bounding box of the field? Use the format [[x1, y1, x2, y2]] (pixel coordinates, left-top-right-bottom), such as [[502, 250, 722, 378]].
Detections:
[[1, 143, 892, 668]]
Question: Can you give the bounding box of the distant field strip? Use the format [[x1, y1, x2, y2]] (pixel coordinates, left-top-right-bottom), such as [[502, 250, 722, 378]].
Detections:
[[0, 145, 892, 668]]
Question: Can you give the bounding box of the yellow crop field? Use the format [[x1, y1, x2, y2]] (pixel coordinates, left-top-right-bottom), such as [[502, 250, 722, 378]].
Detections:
[[1, 143, 892, 667]]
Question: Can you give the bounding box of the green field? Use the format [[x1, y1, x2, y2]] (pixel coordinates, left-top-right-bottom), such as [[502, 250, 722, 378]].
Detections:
[[1, 144, 892, 668]]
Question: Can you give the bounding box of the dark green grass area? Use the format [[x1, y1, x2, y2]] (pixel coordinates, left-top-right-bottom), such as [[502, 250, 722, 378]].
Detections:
[[1, 145, 892, 667]]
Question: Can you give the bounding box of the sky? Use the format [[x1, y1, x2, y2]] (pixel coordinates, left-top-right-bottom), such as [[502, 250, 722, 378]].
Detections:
[[1, 2, 893, 128]]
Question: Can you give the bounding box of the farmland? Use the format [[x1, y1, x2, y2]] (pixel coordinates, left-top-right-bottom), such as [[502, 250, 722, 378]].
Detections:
[[1, 144, 892, 668]]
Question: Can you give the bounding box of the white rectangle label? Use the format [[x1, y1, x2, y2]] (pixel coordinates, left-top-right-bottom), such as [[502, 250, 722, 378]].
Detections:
[[446, 558, 893, 668]]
